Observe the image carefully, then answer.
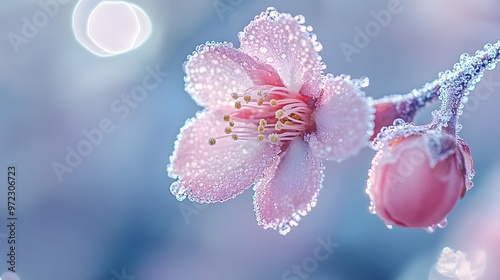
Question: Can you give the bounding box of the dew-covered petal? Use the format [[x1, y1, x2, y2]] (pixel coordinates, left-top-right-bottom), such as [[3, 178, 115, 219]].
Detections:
[[168, 110, 280, 203], [184, 42, 283, 109], [239, 8, 323, 97], [309, 76, 374, 161], [253, 138, 324, 235]]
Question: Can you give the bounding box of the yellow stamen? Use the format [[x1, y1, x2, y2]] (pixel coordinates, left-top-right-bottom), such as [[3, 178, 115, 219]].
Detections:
[[208, 138, 216, 145], [234, 101, 242, 109], [224, 127, 232, 134], [223, 114, 230, 122], [275, 122, 282, 131], [259, 119, 267, 126], [258, 126, 265, 133], [290, 113, 301, 120], [275, 109, 285, 119], [257, 135, 264, 141], [270, 99, 277, 107], [232, 134, 239, 141], [229, 121, 235, 127], [231, 92, 239, 99], [243, 95, 251, 103], [257, 98, 264, 106], [268, 133, 280, 144]]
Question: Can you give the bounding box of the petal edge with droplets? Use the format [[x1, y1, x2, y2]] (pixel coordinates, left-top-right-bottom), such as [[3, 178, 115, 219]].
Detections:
[[239, 8, 323, 97], [253, 138, 324, 235], [184, 42, 283, 109], [309, 76, 374, 161], [168, 110, 281, 203]]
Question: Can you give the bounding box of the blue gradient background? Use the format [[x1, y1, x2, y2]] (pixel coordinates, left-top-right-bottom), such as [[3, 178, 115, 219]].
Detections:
[[1, 0, 499, 279]]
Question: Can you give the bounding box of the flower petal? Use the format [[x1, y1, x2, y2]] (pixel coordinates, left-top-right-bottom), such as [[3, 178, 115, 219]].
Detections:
[[253, 138, 324, 235], [168, 110, 280, 203], [184, 42, 283, 109], [239, 8, 324, 97], [309, 76, 374, 161]]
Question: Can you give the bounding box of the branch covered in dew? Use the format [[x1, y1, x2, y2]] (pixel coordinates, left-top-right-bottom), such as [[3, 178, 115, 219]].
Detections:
[[371, 41, 500, 140]]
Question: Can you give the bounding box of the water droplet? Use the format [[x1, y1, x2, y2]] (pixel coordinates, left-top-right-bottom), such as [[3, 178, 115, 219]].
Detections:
[[280, 53, 287, 59], [266, 7, 278, 21], [386, 224, 393, 229], [295, 14, 305, 24], [278, 223, 291, 235], [176, 191, 187, 201], [358, 76, 370, 88], [170, 181, 187, 201], [393, 118, 405, 127], [313, 41, 323, 52], [297, 209, 308, 216], [460, 53, 470, 63], [368, 204, 376, 214], [259, 46, 268, 54], [437, 218, 447, 228], [466, 180, 474, 190], [424, 225, 437, 233], [339, 74, 350, 80], [169, 181, 179, 195]]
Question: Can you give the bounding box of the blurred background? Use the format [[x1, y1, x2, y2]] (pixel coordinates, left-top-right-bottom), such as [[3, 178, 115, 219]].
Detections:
[[0, 0, 499, 279]]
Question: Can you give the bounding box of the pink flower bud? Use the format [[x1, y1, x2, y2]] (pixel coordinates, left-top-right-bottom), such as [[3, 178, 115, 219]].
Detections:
[[367, 131, 472, 229]]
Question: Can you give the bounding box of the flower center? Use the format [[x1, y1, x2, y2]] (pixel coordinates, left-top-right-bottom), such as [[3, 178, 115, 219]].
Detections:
[[209, 85, 313, 145]]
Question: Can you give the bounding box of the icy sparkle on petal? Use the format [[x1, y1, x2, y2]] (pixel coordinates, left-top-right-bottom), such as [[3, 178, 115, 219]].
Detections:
[[309, 75, 374, 161], [239, 7, 324, 97], [253, 139, 324, 235], [168, 110, 281, 204]]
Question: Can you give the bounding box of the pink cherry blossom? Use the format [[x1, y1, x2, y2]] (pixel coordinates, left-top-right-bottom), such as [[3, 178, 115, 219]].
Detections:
[[168, 7, 373, 234]]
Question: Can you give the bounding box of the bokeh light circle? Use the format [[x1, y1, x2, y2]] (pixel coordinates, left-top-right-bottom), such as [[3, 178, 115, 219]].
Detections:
[[72, 0, 152, 56]]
